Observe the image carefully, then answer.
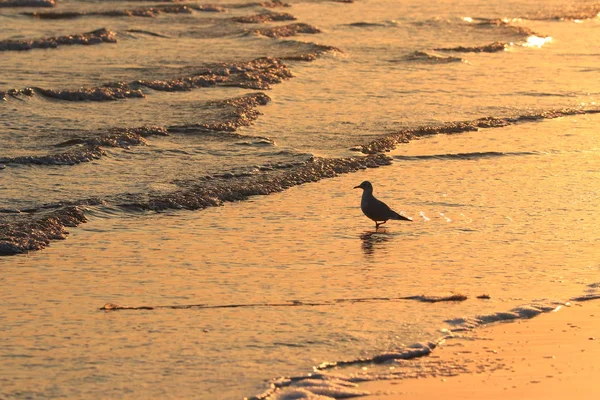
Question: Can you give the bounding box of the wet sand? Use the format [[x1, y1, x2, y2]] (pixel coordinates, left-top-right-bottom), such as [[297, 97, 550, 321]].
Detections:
[[361, 300, 600, 399]]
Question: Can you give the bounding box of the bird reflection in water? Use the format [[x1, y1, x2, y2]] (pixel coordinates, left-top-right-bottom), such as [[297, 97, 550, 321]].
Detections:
[[360, 230, 392, 256]]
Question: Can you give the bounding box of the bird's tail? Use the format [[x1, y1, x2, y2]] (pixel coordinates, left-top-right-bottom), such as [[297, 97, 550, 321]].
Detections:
[[392, 212, 412, 221]]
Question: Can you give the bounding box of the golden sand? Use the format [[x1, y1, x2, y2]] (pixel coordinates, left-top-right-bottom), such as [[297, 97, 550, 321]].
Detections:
[[360, 301, 600, 399]]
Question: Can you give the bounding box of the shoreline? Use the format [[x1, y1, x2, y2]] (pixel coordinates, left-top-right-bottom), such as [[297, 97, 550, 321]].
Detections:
[[360, 299, 600, 399]]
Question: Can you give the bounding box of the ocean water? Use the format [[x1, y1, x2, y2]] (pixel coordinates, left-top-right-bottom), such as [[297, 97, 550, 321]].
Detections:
[[1, 0, 599, 398]]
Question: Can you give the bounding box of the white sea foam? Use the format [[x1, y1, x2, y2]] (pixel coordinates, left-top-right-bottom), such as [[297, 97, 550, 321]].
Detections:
[[446, 302, 562, 330]]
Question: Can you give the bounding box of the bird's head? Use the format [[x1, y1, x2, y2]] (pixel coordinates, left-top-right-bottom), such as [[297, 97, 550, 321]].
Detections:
[[354, 181, 373, 192]]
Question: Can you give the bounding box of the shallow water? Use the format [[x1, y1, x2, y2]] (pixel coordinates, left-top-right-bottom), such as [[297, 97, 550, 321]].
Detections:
[[1, 0, 599, 399]]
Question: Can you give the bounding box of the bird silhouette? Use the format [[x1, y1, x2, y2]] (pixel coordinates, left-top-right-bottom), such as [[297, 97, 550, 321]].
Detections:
[[354, 181, 412, 229]]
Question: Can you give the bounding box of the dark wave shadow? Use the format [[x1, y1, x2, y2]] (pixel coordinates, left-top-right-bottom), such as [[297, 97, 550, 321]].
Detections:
[[99, 293, 469, 311], [393, 150, 538, 161]]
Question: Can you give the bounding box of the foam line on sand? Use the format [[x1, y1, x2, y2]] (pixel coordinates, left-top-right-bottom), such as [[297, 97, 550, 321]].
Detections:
[[361, 299, 600, 399]]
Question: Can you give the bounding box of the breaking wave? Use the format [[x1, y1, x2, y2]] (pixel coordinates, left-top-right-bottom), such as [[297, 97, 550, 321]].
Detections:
[[355, 108, 600, 154], [23, 4, 198, 19], [0, 57, 296, 101], [400, 50, 465, 63], [0, 0, 55, 7], [0, 28, 116, 52], [434, 41, 508, 53]]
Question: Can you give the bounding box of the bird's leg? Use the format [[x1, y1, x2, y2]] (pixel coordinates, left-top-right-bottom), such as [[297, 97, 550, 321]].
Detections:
[[375, 221, 386, 230]]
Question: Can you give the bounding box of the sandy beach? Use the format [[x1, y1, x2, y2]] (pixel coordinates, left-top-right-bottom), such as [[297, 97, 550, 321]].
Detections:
[[361, 299, 600, 400]]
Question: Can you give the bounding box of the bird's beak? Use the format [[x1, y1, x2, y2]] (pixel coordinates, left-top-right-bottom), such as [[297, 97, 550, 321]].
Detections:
[[353, 185, 361, 189]]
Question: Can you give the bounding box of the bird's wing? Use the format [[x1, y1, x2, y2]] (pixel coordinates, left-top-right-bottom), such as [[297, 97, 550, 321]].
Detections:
[[367, 197, 397, 221], [368, 196, 412, 221]]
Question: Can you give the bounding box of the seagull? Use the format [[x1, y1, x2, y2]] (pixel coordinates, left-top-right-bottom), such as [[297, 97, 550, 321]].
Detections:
[[354, 181, 412, 229]]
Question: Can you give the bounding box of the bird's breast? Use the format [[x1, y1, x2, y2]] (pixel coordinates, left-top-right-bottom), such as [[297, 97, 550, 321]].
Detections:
[[360, 196, 370, 211]]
